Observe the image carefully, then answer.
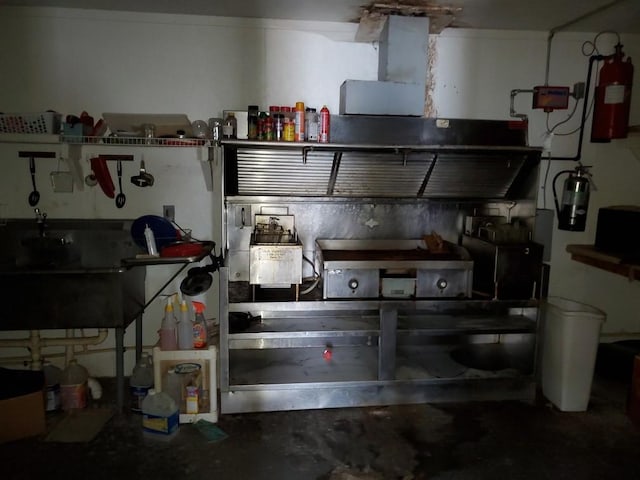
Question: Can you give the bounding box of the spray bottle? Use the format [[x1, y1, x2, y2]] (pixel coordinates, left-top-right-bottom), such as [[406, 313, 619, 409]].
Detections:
[[192, 301, 208, 349], [178, 299, 193, 350], [159, 296, 177, 350]]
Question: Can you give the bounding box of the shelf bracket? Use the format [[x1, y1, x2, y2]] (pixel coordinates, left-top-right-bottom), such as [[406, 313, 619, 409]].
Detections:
[[302, 146, 313, 164], [97, 154, 134, 162], [18, 151, 56, 159]]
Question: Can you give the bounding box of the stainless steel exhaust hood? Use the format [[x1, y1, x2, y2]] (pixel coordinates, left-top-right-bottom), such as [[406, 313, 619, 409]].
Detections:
[[223, 117, 541, 200]]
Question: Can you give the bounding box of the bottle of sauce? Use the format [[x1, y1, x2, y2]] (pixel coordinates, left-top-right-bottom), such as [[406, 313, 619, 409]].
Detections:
[[294, 102, 305, 142], [280, 107, 296, 142], [222, 112, 237, 139], [247, 105, 259, 140], [319, 105, 331, 143]]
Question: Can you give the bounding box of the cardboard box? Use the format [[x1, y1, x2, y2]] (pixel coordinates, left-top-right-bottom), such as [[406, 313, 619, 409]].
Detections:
[[0, 368, 46, 443]]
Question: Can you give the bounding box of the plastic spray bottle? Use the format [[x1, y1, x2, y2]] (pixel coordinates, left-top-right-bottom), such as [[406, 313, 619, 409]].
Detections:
[[159, 297, 177, 350], [192, 301, 208, 349], [178, 299, 193, 350]]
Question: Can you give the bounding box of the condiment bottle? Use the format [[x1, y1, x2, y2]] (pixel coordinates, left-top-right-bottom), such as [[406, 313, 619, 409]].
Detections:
[[159, 297, 177, 351], [294, 102, 305, 142], [283, 115, 295, 142], [319, 105, 331, 143], [247, 105, 259, 140], [257, 111, 268, 140], [178, 300, 193, 350], [305, 107, 318, 142], [144, 224, 158, 256], [222, 112, 237, 139], [273, 114, 284, 141]]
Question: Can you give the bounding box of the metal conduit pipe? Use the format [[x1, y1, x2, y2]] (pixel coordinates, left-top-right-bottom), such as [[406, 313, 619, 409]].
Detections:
[[0, 329, 109, 369], [0, 343, 157, 366]]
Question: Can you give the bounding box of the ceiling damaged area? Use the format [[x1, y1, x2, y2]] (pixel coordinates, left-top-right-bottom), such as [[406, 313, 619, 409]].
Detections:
[[355, 1, 463, 42]]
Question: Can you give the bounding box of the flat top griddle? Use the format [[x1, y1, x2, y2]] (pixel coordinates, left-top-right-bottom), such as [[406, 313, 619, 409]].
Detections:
[[321, 249, 460, 262], [316, 239, 472, 269]]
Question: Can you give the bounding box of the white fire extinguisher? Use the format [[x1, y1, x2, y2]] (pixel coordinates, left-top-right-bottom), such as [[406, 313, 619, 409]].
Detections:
[[591, 43, 634, 142], [552, 164, 593, 232]]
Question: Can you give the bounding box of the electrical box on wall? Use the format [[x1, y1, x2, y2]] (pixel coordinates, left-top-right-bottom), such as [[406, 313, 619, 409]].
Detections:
[[532, 86, 570, 112]]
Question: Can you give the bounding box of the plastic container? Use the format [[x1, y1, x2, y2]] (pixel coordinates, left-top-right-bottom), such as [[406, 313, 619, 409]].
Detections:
[[60, 359, 89, 410], [222, 112, 237, 139], [178, 300, 193, 350], [159, 298, 177, 351], [305, 107, 318, 142], [541, 297, 606, 411], [162, 368, 183, 412], [141, 389, 179, 440], [43, 363, 62, 411], [144, 224, 158, 256], [130, 352, 154, 412]]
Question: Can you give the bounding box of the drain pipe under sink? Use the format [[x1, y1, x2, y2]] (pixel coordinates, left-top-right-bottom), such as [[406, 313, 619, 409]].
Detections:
[[0, 329, 109, 370]]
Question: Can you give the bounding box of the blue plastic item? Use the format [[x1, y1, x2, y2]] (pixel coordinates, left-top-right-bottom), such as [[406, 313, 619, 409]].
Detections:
[[131, 215, 177, 251]]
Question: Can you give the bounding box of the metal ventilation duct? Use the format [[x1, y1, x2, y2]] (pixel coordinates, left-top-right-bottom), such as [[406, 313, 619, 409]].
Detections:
[[340, 15, 429, 116]]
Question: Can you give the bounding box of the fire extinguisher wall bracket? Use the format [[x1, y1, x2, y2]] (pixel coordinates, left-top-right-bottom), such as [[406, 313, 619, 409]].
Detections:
[[552, 164, 592, 232], [591, 43, 634, 142]]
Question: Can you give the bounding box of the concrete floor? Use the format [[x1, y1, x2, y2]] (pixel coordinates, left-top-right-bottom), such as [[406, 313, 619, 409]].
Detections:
[[1, 374, 639, 480]]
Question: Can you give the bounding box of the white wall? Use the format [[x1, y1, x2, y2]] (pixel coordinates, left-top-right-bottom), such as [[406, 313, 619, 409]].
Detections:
[[1, 6, 639, 376]]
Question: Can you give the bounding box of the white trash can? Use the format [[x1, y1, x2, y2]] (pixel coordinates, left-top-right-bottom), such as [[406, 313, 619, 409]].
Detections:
[[541, 297, 606, 412]]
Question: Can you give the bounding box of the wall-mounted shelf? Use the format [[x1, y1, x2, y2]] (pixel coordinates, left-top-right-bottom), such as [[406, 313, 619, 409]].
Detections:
[[1, 134, 217, 192], [0, 133, 212, 147], [566, 244, 640, 281]]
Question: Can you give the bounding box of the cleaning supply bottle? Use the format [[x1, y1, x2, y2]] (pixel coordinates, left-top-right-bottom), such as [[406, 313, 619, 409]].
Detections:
[[178, 299, 193, 350], [60, 359, 89, 410], [159, 297, 177, 351], [141, 389, 179, 440], [130, 351, 154, 413], [192, 301, 208, 349]]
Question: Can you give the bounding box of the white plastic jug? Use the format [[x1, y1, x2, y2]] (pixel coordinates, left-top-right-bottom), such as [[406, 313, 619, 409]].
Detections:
[[141, 389, 179, 440], [130, 352, 154, 412]]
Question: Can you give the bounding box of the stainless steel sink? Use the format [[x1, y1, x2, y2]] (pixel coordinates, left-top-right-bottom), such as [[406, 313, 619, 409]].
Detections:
[[0, 218, 145, 330]]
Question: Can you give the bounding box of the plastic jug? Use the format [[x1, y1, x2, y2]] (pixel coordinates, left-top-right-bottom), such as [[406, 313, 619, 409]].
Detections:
[[130, 351, 154, 412], [141, 389, 179, 440], [177, 300, 193, 350], [60, 359, 89, 410]]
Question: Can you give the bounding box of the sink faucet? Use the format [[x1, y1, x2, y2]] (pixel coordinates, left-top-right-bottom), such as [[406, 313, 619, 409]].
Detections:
[[34, 208, 47, 237]]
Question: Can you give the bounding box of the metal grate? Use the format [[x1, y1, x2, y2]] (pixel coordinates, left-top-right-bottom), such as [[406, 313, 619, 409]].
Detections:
[[235, 148, 528, 199], [237, 149, 333, 195], [333, 152, 434, 197], [423, 154, 526, 198]]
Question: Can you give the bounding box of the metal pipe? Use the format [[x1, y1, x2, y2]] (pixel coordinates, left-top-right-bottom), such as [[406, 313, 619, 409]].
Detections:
[[544, 0, 626, 84], [0, 329, 109, 370], [547, 55, 603, 161], [0, 343, 157, 366]]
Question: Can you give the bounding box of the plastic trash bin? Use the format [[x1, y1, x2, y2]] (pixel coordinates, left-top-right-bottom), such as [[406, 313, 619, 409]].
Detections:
[[541, 297, 606, 411]]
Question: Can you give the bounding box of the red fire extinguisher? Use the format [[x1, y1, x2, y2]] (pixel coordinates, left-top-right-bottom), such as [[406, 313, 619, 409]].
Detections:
[[591, 43, 634, 142]]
